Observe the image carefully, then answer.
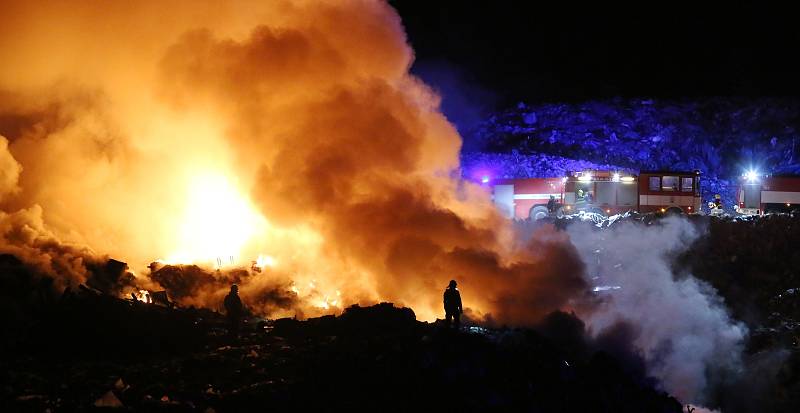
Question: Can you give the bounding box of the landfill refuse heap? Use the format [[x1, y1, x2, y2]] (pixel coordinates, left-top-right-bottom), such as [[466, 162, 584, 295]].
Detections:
[[461, 98, 800, 208], [1, 288, 682, 412], [676, 215, 800, 347], [5, 215, 800, 411]]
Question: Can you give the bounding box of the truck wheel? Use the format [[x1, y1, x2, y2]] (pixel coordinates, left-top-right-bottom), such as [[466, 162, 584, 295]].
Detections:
[[665, 207, 684, 215], [530, 206, 549, 221], [587, 207, 606, 216]]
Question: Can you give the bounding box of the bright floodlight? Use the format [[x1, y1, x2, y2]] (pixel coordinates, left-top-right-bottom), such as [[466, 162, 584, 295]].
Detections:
[[745, 170, 759, 181], [612, 173, 620, 182], [578, 173, 592, 182], [481, 175, 490, 184]]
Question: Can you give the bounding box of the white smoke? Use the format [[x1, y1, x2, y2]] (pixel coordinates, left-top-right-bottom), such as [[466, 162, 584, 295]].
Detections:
[[567, 216, 747, 405]]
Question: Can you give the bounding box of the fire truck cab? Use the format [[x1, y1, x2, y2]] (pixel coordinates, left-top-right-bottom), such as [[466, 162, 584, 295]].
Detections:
[[638, 170, 702, 214], [736, 174, 800, 215]]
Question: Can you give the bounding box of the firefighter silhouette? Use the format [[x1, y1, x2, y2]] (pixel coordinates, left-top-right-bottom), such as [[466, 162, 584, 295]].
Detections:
[[443, 280, 463, 328], [714, 194, 722, 208], [547, 195, 557, 213], [224, 284, 244, 338]]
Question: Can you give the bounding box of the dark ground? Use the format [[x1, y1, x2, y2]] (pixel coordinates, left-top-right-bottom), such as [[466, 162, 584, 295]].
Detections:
[[1, 294, 681, 412], [3, 214, 800, 412]]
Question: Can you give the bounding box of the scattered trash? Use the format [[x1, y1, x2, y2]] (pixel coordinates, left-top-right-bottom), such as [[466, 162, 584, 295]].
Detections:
[[113, 378, 129, 392], [592, 286, 622, 292], [94, 391, 123, 408], [17, 394, 46, 401]]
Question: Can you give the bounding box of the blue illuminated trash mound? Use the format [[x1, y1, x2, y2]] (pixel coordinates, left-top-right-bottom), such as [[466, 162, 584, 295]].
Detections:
[[461, 98, 800, 208]]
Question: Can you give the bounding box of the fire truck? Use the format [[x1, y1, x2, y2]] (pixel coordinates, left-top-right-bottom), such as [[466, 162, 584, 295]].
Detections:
[[736, 172, 800, 215], [492, 177, 565, 220], [491, 170, 702, 220], [638, 170, 702, 214]]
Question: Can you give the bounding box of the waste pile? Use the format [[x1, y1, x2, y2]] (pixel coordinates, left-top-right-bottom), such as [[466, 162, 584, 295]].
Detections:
[[677, 214, 800, 344], [2, 287, 682, 412]]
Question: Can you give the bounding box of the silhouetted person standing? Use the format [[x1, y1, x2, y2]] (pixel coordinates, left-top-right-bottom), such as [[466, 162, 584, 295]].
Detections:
[[224, 284, 244, 338], [443, 280, 462, 329]]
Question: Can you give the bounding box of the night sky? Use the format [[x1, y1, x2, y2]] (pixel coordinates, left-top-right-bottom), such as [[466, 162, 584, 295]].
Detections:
[[391, 2, 800, 107]]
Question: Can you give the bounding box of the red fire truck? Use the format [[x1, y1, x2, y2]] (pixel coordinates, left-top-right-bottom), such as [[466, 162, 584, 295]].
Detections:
[[638, 170, 702, 214], [736, 173, 800, 215], [492, 177, 566, 220], [491, 170, 702, 220]]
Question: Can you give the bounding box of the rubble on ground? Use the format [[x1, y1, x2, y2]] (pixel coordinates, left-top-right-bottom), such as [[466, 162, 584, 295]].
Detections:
[[4, 214, 800, 411], [1, 286, 682, 412]]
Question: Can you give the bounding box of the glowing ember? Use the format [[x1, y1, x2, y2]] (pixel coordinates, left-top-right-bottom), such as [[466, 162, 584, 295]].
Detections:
[[136, 289, 151, 303], [313, 290, 342, 310]]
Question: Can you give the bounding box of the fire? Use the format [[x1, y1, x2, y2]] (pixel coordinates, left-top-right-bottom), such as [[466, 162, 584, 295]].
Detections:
[[312, 290, 341, 311], [256, 254, 277, 269], [285, 281, 344, 312], [136, 289, 151, 303], [0, 0, 585, 329], [166, 173, 266, 266]]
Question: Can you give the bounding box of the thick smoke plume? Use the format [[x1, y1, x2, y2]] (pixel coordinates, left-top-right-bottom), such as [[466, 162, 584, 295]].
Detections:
[[0, 2, 758, 407], [0, 0, 585, 323], [566, 217, 747, 406]]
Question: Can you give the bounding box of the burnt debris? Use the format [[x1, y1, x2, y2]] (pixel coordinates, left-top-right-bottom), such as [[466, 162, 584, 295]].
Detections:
[[2, 281, 681, 412]]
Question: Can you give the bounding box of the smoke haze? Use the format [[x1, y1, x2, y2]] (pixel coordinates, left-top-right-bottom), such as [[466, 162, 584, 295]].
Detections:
[[0, 0, 585, 322], [566, 217, 747, 405], [0, 1, 762, 408]]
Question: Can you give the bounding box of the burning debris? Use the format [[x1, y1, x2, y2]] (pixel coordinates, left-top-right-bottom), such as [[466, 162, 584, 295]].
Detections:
[[0, 0, 587, 327], [2, 214, 800, 411]]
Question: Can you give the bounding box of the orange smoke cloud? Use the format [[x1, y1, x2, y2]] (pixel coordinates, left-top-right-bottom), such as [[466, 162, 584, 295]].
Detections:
[[0, 0, 585, 324]]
